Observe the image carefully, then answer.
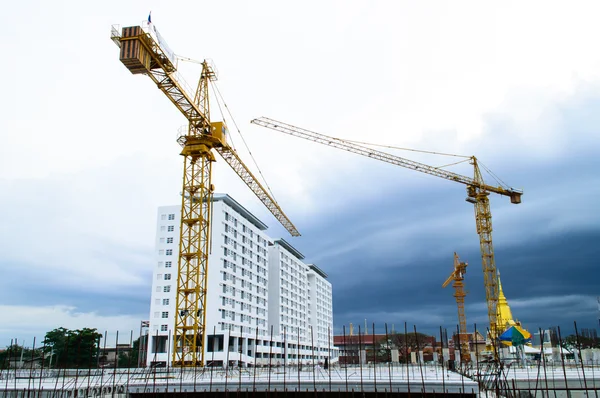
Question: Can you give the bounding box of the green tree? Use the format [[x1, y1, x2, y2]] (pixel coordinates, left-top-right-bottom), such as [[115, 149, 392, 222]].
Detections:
[[377, 332, 433, 363], [43, 327, 103, 368], [561, 334, 600, 351], [0, 344, 43, 369], [116, 338, 140, 368]]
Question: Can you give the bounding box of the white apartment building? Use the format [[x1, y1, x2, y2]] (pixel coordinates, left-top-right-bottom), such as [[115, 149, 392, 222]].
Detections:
[[268, 241, 334, 364], [147, 194, 337, 367]]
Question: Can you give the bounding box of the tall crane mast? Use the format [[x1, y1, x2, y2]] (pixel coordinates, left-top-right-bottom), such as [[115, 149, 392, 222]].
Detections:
[[442, 253, 470, 363], [111, 24, 299, 367], [251, 117, 522, 339]]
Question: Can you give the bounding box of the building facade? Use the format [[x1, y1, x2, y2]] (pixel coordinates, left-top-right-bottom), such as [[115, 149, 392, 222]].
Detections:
[[147, 194, 337, 367]]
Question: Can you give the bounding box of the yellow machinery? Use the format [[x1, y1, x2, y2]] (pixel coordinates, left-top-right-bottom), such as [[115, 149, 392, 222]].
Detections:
[[251, 117, 522, 340], [111, 25, 299, 366], [442, 253, 470, 363]]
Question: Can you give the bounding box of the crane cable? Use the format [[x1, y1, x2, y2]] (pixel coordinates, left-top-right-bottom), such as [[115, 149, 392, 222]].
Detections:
[[434, 158, 472, 170], [209, 83, 236, 147], [478, 160, 510, 190], [343, 138, 471, 159], [350, 136, 512, 188], [210, 81, 280, 204]]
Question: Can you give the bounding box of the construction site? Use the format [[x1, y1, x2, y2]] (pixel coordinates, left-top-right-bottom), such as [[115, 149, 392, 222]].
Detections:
[[2, 11, 600, 398]]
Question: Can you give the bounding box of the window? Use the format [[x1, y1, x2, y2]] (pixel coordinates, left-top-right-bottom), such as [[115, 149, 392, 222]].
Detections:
[[160, 226, 166, 232], [166, 249, 173, 256], [154, 312, 159, 318], [168, 214, 175, 220], [161, 325, 168, 332], [161, 214, 166, 220], [168, 225, 174, 232], [158, 250, 164, 255], [157, 274, 162, 280], [166, 237, 174, 244], [164, 286, 171, 293], [162, 299, 169, 305], [161, 312, 169, 318], [156, 286, 161, 292], [159, 238, 165, 244], [164, 274, 171, 280], [165, 261, 172, 268], [157, 261, 163, 268]]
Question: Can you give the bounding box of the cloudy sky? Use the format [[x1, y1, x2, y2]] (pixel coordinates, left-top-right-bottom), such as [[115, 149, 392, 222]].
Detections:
[[1, 1, 599, 347]]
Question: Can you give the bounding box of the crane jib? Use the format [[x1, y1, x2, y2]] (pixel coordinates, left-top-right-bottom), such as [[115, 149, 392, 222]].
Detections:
[[251, 117, 523, 202], [251, 116, 523, 343]]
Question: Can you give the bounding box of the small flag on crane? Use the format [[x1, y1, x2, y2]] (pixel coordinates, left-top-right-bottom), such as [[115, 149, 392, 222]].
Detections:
[[147, 11, 152, 24]]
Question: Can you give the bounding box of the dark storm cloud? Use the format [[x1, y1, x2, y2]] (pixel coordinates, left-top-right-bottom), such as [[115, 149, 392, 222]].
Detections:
[[289, 88, 600, 336]]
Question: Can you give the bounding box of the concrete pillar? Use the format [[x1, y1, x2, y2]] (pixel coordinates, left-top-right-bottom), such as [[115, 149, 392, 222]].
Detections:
[[242, 338, 248, 357], [391, 349, 399, 363], [470, 352, 477, 363], [359, 349, 367, 364], [418, 351, 424, 364], [433, 352, 438, 363], [581, 349, 592, 364], [233, 337, 239, 355], [442, 348, 450, 363], [574, 349, 579, 364], [410, 351, 417, 364], [552, 347, 560, 363]]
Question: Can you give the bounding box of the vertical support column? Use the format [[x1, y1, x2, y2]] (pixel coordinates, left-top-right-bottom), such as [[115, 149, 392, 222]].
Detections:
[[470, 158, 500, 340], [173, 149, 214, 367], [474, 192, 499, 338]]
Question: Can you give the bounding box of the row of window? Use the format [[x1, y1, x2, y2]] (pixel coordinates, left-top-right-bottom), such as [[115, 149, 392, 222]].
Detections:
[[224, 213, 268, 248], [222, 283, 268, 298], [220, 296, 267, 315], [155, 298, 170, 306], [157, 273, 172, 281], [224, 259, 267, 277], [281, 287, 306, 304], [160, 213, 176, 221], [220, 309, 267, 326], [155, 285, 171, 293], [222, 271, 266, 290], [158, 225, 176, 232], [219, 322, 268, 336], [224, 235, 268, 258]]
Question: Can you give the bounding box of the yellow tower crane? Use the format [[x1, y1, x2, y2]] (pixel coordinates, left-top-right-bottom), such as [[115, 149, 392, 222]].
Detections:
[[442, 253, 470, 363], [111, 24, 299, 367], [251, 117, 522, 339]]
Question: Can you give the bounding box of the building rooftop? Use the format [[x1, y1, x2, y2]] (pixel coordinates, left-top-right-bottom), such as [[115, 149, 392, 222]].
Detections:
[[213, 193, 268, 231], [274, 238, 305, 260], [308, 263, 328, 279]]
